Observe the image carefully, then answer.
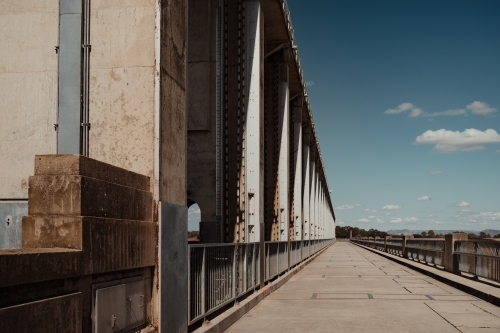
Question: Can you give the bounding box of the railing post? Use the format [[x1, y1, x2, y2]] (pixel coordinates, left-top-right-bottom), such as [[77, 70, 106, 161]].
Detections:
[[384, 236, 391, 252], [201, 247, 206, 318], [444, 233, 468, 273], [260, 224, 265, 288], [232, 245, 237, 302]]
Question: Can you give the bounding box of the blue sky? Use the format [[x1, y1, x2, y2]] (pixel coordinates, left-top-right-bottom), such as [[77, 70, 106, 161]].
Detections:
[[288, 0, 500, 231]]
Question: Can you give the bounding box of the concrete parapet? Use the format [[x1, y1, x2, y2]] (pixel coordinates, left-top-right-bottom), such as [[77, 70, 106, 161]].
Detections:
[[444, 233, 468, 273]]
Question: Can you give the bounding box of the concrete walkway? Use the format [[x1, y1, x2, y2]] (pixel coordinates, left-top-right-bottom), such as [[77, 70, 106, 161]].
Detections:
[[225, 241, 500, 333]]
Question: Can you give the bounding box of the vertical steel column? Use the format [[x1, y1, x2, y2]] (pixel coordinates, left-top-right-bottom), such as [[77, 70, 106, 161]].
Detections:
[[315, 168, 319, 239], [277, 51, 289, 242], [244, 1, 261, 243], [309, 149, 316, 240], [292, 102, 302, 240], [302, 127, 310, 240], [215, 1, 224, 242], [57, 0, 83, 154]]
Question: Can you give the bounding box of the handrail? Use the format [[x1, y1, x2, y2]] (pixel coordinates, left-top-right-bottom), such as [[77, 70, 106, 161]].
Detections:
[[188, 238, 334, 326]]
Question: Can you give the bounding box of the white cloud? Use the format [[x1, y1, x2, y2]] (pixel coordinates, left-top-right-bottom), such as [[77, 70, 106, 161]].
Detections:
[[382, 204, 402, 210], [415, 128, 500, 153], [467, 211, 500, 225], [417, 196, 430, 201], [369, 215, 376, 219], [466, 101, 497, 116], [376, 219, 384, 223], [306, 81, 315, 87], [358, 218, 370, 223], [384, 102, 415, 114], [384, 212, 393, 216], [385, 101, 497, 118], [409, 108, 424, 117], [335, 205, 355, 210], [364, 208, 377, 213], [355, 203, 362, 207], [429, 169, 443, 175], [389, 218, 402, 224], [427, 109, 467, 117], [457, 201, 470, 207], [405, 217, 419, 223]]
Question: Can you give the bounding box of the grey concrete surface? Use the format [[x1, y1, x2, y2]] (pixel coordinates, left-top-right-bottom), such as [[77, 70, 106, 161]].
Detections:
[[225, 242, 500, 333]]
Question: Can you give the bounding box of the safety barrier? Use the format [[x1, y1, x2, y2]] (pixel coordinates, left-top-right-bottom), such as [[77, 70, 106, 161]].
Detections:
[[188, 239, 333, 325], [351, 235, 500, 284], [455, 239, 500, 282]]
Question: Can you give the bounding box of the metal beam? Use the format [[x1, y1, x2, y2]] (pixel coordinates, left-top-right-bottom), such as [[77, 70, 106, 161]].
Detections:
[[244, 1, 261, 243], [277, 54, 289, 242], [57, 0, 83, 154]]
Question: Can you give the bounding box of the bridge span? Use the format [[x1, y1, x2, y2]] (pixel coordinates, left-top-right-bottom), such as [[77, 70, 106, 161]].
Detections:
[[200, 241, 500, 333]]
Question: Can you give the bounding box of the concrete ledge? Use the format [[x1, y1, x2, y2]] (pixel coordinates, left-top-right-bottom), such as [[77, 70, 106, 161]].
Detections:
[[28, 175, 152, 221], [0, 292, 82, 333], [34, 154, 149, 191], [0, 248, 82, 287], [351, 242, 500, 307], [192, 244, 333, 333]]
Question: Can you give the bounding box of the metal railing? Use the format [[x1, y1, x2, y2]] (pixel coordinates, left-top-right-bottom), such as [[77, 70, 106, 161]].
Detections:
[[188, 239, 333, 325], [455, 239, 500, 282]]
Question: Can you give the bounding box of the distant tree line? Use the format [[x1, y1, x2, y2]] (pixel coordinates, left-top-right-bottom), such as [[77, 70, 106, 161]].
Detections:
[[336, 226, 388, 238], [412, 230, 500, 239], [337, 226, 500, 239]]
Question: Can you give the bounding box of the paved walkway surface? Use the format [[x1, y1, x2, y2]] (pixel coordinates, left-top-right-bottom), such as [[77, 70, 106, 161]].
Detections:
[[225, 241, 500, 333]]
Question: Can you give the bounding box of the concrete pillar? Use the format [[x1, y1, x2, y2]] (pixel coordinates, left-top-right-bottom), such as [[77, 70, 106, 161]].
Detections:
[[302, 127, 310, 240], [444, 233, 468, 273], [292, 101, 303, 240], [402, 235, 413, 258], [384, 236, 391, 252], [349, 230, 352, 239]]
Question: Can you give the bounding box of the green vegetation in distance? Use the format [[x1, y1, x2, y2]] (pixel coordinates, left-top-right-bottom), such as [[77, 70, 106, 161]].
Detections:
[[336, 226, 500, 239]]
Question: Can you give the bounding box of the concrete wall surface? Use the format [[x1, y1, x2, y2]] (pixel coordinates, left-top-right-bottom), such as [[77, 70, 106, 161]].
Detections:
[[160, 0, 187, 206], [89, 0, 156, 189], [0, 0, 59, 199]]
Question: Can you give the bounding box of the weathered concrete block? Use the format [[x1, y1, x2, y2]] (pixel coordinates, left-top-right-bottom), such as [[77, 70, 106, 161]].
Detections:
[[28, 175, 152, 221], [22, 215, 82, 249], [22, 216, 156, 273], [34, 154, 150, 191], [0, 248, 81, 288], [0, 293, 82, 333], [82, 217, 156, 274]]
